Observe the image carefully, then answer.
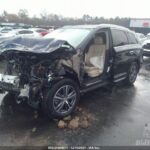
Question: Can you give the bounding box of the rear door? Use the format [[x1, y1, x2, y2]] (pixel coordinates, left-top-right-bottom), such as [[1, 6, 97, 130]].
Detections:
[[110, 29, 140, 83]]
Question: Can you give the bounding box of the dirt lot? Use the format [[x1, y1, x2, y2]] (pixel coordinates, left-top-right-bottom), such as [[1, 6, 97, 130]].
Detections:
[[0, 57, 150, 147]]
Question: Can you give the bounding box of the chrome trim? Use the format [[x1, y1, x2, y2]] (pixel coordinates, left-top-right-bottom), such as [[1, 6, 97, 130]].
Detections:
[[114, 72, 127, 79], [85, 80, 102, 86], [114, 77, 126, 82]]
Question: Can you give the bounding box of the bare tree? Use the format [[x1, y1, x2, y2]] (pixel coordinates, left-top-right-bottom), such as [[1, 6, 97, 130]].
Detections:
[[18, 9, 29, 19]]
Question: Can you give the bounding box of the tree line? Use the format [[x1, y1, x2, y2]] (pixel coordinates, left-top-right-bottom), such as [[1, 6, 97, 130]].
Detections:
[[0, 9, 130, 27]]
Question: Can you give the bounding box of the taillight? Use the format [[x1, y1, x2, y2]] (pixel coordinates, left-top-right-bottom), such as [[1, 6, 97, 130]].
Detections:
[[40, 32, 48, 36]]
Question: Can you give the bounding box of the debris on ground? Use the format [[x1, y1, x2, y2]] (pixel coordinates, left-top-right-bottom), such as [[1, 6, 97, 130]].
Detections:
[[79, 119, 89, 129], [68, 117, 79, 129], [58, 120, 67, 129], [57, 107, 96, 130]]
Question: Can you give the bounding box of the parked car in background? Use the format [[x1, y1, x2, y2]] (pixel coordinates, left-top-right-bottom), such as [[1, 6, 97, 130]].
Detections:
[[0, 27, 13, 33], [142, 33, 150, 56], [30, 28, 49, 36], [15, 29, 43, 38], [0, 28, 49, 38], [0, 27, 14, 37], [135, 32, 147, 44], [0, 24, 143, 118]]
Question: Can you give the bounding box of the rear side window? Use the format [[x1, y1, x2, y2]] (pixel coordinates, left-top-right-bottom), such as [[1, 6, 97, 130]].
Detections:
[[127, 32, 138, 44], [111, 29, 128, 47]]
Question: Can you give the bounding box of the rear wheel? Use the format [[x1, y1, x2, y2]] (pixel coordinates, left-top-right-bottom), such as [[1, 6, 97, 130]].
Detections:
[[124, 62, 138, 85], [42, 79, 80, 119]]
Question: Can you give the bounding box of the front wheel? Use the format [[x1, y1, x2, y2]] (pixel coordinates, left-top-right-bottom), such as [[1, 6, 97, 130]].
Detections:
[[41, 79, 80, 119], [124, 62, 138, 85]]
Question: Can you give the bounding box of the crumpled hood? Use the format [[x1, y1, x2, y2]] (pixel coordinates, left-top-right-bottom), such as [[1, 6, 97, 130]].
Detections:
[[0, 36, 69, 54]]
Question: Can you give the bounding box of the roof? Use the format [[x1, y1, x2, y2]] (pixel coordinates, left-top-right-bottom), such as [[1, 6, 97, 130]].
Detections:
[[63, 24, 130, 31]]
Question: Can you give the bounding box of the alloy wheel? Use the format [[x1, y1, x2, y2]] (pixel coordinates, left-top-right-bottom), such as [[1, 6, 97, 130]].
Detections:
[[53, 85, 77, 114], [129, 63, 138, 83]]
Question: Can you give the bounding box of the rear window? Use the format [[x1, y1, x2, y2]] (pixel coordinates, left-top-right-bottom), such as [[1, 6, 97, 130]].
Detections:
[[36, 29, 47, 33], [127, 32, 138, 44], [18, 30, 33, 34], [111, 29, 128, 47]]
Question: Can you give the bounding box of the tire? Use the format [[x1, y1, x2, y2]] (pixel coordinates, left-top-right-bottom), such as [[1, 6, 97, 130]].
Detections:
[[124, 62, 138, 85], [41, 78, 80, 119]]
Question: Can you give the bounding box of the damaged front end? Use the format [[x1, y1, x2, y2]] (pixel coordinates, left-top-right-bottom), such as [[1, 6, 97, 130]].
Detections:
[[0, 37, 80, 109]]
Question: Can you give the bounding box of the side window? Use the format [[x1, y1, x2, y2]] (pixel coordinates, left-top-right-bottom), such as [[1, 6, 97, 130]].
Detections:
[[111, 29, 128, 47], [127, 32, 138, 44]]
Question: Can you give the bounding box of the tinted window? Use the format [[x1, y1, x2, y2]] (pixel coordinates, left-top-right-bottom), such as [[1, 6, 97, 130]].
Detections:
[[36, 29, 47, 33], [111, 29, 128, 47], [127, 32, 138, 44], [18, 30, 33, 34]]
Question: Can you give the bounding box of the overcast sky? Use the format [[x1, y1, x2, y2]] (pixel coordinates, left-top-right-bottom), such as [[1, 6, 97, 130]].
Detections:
[[0, 0, 150, 18]]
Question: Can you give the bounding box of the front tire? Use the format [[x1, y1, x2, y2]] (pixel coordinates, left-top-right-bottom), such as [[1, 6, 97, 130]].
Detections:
[[124, 62, 138, 85], [42, 79, 80, 119]]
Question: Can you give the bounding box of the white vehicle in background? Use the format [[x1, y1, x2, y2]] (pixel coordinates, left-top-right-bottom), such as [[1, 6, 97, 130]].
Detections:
[[146, 33, 150, 39], [0, 27, 13, 33], [30, 28, 49, 37], [135, 32, 147, 44], [0, 29, 42, 38], [0, 27, 14, 37], [142, 33, 150, 56], [15, 29, 42, 38]]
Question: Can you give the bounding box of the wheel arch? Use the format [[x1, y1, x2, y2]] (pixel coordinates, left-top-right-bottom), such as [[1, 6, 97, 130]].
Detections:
[[49, 66, 80, 88], [62, 70, 80, 86]]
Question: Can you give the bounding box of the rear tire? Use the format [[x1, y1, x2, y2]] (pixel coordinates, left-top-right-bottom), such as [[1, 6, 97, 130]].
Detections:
[[41, 78, 80, 119], [124, 62, 138, 85]]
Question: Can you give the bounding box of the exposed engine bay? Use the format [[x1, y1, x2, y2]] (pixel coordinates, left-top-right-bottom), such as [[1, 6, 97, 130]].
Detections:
[[0, 48, 77, 108]]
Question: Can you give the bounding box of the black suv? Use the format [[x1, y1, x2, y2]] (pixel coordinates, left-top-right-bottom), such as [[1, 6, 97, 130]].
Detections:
[[0, 24, 143, 118]]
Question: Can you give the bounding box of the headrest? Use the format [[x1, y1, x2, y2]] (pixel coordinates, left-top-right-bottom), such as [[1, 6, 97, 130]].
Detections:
[[94, 36, 104, 44]]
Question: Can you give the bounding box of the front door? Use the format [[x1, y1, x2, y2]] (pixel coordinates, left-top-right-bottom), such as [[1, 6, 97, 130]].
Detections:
[[82, 29, 112, 86]]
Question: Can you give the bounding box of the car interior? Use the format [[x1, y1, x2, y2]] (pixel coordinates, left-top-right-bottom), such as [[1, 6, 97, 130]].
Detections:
[[84, 32, 106, 78]]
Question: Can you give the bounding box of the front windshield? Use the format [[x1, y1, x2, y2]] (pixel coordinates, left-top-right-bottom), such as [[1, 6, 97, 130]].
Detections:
[[45, 28, 91, 48]]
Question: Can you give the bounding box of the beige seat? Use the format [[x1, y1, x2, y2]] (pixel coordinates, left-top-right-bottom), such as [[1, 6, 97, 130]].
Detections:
[[85, 36, 106, 77]]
